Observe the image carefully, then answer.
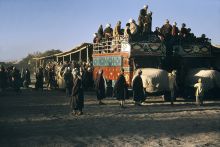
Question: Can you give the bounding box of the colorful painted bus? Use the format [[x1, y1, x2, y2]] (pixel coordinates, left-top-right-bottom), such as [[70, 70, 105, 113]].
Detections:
[[92, 35, 169, 94]]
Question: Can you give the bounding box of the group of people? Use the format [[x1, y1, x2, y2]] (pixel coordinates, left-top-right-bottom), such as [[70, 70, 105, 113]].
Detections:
[[0, 65, 31, 94], [93, 5, 153, 44], [1, 62, 204, 116], [34, 60, 94, 91], [34, 61, 94, 115], [156, 20, 210, 45], [93, 4, 210, 53]]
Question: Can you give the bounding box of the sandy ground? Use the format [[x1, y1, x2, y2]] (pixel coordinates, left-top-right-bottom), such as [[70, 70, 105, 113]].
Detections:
[[0, 89, 220, 147]]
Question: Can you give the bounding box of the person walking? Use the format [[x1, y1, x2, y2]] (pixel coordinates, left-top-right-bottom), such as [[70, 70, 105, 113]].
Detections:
[[114, 68, 128, 108], [132, 69, 145, 106], [70, 68, 84, 115], [95, 69, 106, 105]]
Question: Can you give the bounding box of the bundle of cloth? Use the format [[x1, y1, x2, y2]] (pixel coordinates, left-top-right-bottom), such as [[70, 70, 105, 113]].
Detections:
[[133, 68, 169, 93], [185, 68, 220, 91]]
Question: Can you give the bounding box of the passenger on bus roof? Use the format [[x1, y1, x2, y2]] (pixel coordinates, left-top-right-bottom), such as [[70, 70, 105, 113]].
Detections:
[[113, 21, 122, 40], [171, 22, 180, 44], [143, 11, 153, 39], [171, 22, 179, 37], [138, 6, 147, 36], [197, 34, 209, 43], [148, 11, 153, 32], [104, 23, 113, 41], [160, 19, 172, 39], [180, 23, 188, 38], [93, 33, 99, 43], [142, 5, 148, 16], [129, 18, 138, 41], [124, 23, 131, 41], [97, 24, 104, 43], [154, 27, 164, 40]]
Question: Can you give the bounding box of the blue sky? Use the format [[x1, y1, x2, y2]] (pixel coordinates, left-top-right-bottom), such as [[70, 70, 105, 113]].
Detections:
[[0, 0, 220, 61]]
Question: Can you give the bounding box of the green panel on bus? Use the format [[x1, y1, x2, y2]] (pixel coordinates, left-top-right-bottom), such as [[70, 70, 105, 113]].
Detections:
[[93, 56, 122, 66]]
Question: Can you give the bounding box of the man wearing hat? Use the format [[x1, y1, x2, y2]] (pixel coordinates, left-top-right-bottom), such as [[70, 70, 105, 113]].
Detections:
[[104, 23, 113, 41]]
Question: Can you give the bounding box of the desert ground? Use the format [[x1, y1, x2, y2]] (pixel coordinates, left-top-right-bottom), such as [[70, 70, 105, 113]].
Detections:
[[0, 88, 220, 147]]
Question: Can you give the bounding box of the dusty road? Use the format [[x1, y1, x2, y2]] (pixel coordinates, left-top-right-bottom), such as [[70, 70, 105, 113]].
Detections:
[[0, 89, 220, 147]]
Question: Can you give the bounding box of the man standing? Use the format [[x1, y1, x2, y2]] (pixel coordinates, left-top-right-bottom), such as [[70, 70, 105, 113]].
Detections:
[[35, 67, 44, 91], [168, 70, 178, 105], [95, 69, 106, 105], [194, 78, 204, 106], [64, 67, 73, 98], [12, 67, 21, 93], [23, 68, 31, 88], [70, 68, 84, 115], [114, 68, 128, 108], [132, 69, 145, 106], [0, 65, 8, 93]]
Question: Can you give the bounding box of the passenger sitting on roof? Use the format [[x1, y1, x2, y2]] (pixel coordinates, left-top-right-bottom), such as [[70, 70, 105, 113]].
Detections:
[[129, 18, 139, 41], [171, 22, 179, 37], [97, 25, 104, 43], [197, 34, 209, 44], [187, 28, 196, 43], [124, 23, 131, 41], [113, 21, 123, 52], [142, 5, 148, 16], [154, 27, 164, 40], [143, 11, 152, 39], [160, 19, 172, 39], [138, 6, 147, 36], [113, 21, 122, 40], [171, 22, 179, 44], [180, 23, 188, 38], [93, 33, 99, 43], [104, 23, 113, 51], [104, 23, 113, 40]]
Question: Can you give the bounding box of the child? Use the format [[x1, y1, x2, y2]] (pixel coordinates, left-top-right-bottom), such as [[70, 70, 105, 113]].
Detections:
[[194, 78, 204, 106]]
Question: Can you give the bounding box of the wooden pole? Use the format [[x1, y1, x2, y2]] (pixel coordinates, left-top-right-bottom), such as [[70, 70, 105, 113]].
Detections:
[[87, 45, 89, 63]]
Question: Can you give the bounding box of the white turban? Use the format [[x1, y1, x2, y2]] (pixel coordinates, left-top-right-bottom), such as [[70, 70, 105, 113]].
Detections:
[[106, 23, 111, 28]]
